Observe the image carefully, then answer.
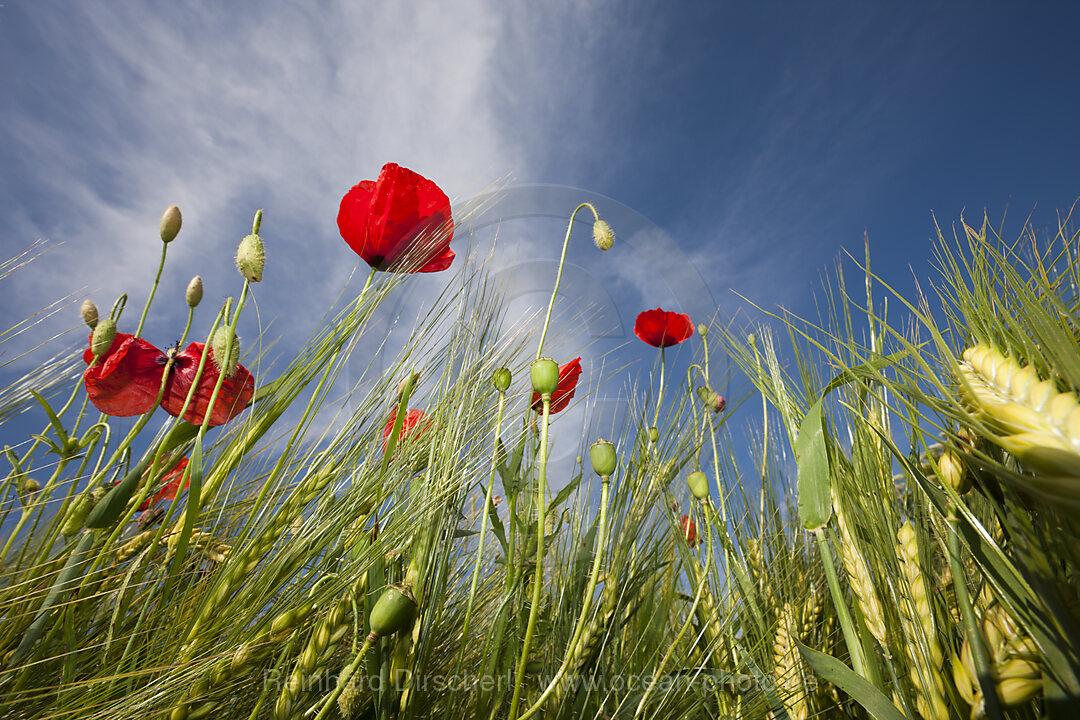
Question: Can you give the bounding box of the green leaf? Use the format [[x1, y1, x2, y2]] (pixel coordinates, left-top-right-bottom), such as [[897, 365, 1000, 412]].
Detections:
[[794, 639, 908, 720], [487, 500, 507, 555], [796, 398, 831, 530], [550, 471, 583, 510]]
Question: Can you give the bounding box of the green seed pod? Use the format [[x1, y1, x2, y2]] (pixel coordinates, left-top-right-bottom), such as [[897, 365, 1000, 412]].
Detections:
[[493, 367, 512, 392], [236, 233, 265, 282], [687, 470, 709, 500], [160, 205, 182, 243], [592, 219, 614, 251], [211, 327, 239, 378], [648, 427, 659, 444], [530, 358, 559, 396], [80, 299, 99, 329], [589, 438, 617, 478], [91, 318, 117, 360], [186, 276, 203, 308], [369, 584, 417, 638]]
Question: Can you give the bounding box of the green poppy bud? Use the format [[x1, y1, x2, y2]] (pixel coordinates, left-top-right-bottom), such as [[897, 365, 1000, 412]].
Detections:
[[61, 491, 96, 536], [648, 427, 659, 444], [211, 327, 239, 378], [697, 323, 708, 337], [589, 438, 617, 478], [91, 318, 117, 360], [369, 584, 417, 638], [696, 385, 725, 413], [160, 205, 182, 243], [593, 219, 615, 251], [493, 367, 512, 392], [687, 470, 709, 500], [80, 299, 99, 329], [530, 358, 559, 397], [22, 477, 40, 494], [236, 233, 265, 282], [186, 276, 203, 308], [397, 371, 420, 401]]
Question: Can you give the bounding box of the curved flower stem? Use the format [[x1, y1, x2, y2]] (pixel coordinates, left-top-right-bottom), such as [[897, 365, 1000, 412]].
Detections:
[[652, 346, 666, 432], [634, 509, 714, 718], [508, 395, 552, 720], [516, 474, 611, 720], [134, 242, 169, 339], [456, 386, 508, 676], [536, 203, 600, 359]]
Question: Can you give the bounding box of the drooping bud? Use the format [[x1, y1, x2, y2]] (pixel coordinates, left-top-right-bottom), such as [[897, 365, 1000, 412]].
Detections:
[[369, 584, 417, 638], [695, 385, 725, 414], [648, 427, 659, 444], [91, 318, 117, 360], [592, 219, 615, 251], [530, 358, 560, 397], [687, 470, 709, 500], [80, 299, 99, 329], [160, 205, 182, 243], [236, 233, 265, 282], [589, 438, 617, 478], [697, 323, 708, 338], [493, 367, 512, 392], [186, 276, 203, 308], [396, 371, 420, 401], [211, 327, 239, 378]]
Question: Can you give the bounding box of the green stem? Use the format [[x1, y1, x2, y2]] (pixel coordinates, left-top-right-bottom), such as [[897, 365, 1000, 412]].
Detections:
[[652, 345, 666, 434], [535, 203, 600, 359], [312, 634, 377, 720], [508, 395, 552, 720], [135, 242, 168, 338]]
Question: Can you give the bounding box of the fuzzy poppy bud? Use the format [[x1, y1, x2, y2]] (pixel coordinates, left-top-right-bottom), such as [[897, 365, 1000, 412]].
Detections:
[[211, 327, 239, 378], [160, 205, 182, 243], [369, 584, 417, 638], [493, 367, 512, 392], [186, 276, 203, 308], [592, 219, 615, 251], [697, 323, 708, 337], [530, 358, 560, 397], [91, 318, 117, 360], [687, 470, 709, 500], [648, 427, 659, 444], [236, 234, 265, 282], [589, 438, 617, 478], [80, 299, 99, 329]]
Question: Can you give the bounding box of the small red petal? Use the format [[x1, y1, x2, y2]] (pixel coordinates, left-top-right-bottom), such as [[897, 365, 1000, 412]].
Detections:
[[138, 457, 190, 511], [531, 357, 583, 414], [680, 515, 699, 547], [382, 408, 431, 453], [82, 333, 167, 417], [634, 308, 694, 348], [161, 343, 255, 427]]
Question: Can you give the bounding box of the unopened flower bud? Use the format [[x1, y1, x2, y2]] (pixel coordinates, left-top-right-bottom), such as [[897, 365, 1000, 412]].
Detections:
[[160, 205, 182, 243], [369, 584, 417, 638], [593, 219, 615, 251], [648, 427, 659, 444], [493, 367, 512, 392], [396, 371, 420, 400], [589, 438, 617, 478], [530, 358, 559, 396], [236, 233, 265, 282], [186, 276, 203, 308], [211, 327, 239, 378], [687, 470, 709, 500], [697, 323, 708, 337], [61, 491, 96, 536], [80, 299, 99, 329], [91, 318, 117, 360]]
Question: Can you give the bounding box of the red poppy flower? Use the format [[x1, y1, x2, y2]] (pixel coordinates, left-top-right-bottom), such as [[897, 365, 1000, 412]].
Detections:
[[138, 457, 190, 511], [679, 514, 699, 548], [161, 343, 255, 427], [82, 332, 168, 416], [634, 308, 694, 348], [382, 408, 432, 453], [337, 163, 455, 273], [530, 357, 582, 414]]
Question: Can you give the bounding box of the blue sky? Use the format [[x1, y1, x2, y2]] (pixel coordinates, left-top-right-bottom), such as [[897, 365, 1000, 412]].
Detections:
[[2, 1, 1080, 470]]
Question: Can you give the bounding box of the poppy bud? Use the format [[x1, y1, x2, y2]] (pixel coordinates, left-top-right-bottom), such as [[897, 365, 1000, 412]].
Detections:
[[530, 358, 560, 397], [91, 319, 117, 360], [697, 323, 708, 337], [687, 470, 709, 500], [369, 584, 417, 638], [493, 367, 512, 392], [236, 233, 265, 282], [61, 491, 96, 536], [186, 276, 203, 308], [589, 438, 617, 478], [592, 219, 615, 251], [397, 371, 420, 400], [648, 427, 659, 444], [211, 327, 239, 378], [160, 205, 182, 243], [80, 299, 99, 329]]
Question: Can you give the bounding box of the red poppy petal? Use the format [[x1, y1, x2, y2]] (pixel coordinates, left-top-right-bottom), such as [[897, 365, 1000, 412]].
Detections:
[[161, 343, 254, 427], [531, 357, 583, 414], [634, 308, 694, 348], [382, 408, 431, 452], [83, 334, 167, 417], [138, 457, 190, 511]]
